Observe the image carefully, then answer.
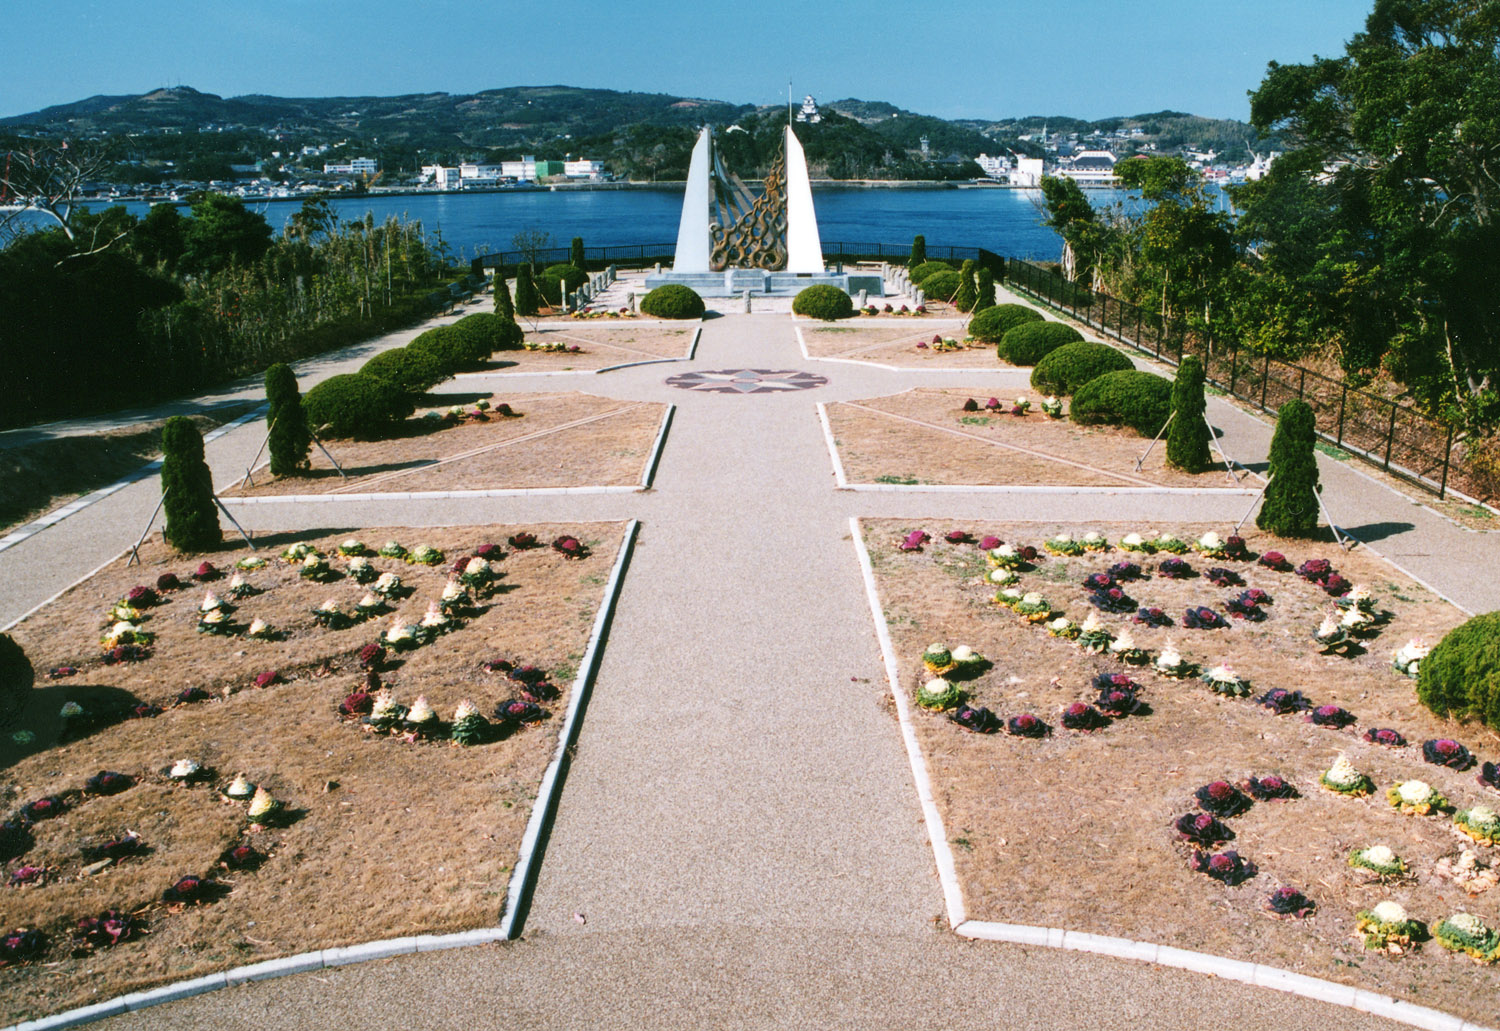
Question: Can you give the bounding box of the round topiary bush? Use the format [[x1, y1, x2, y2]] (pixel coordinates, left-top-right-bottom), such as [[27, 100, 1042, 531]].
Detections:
[[1417, 611, 1500, 729], [998, 321, 1084, 365], [0, 633, 33, 727], [160, 416, 221, 552], [543, 263, 587, 292], [792, 284, 854, 321], [640, 284, 705, 319], [919, 269, 962, 303], [454, 312, 523, 356], [1069, 369, 1172, 436], [909, 260, 952, 285], [360, 347, 449, 394], [1030, 341, 1135, 395], [969, 303, 1045, 344], [302, 373, 415, 440], [410, 325, 485, 373]]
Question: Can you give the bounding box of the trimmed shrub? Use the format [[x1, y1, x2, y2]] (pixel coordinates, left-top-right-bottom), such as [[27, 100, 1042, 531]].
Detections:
[[909, 260, 953, 285], [160, 416, 221, 552], [1030, 341, 1134, 395], [954, 260, 978, 313], [0, 633, 33, 726], [360, 347, 449, 394], [570, 237, 586, 270], [1417, 611, 1500, 729], [998, 320, 1084, 365], [493, 275, 515, 320], [514, 265, 540, 316], [640, 284, 706, 319], [1167, 355, 1213, 473], [1257, 398, 1321, 538], [302, 373, 414, 440], [909, 234, 926, 266], [455, 312, 520, 357], [969, 303, 1045, 343], [973, 267, 996, 313], [1070, 370, 1172, 436], [410, 325, 485, 373], [264, 363, 311, 477], [919, 269, 962, 303], [792, 284, 854, 321], [543, 262, 586, 292]]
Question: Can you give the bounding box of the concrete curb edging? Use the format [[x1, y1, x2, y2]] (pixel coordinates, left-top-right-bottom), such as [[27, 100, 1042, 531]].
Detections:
[[849, 516, 1493, 1031], [2, 545, 135, 634], [0, 406, 267, 555], [3, 521, 641, 1031], [221, 485, 639, 504], [499, 518, 639, 938], [842, 483, 1261, 496], [795, 326, 1012, 374], [640, 406, 675, 489], [848, 517, 966, 927], [816, 403, 849, 488]]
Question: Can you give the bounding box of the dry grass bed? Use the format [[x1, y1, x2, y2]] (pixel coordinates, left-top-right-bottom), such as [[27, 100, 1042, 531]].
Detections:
[[224, 392, 664, 496], [863, 519, 1499, 1026], [0, 523, 622, 1024], [802, 325, 999, 368], [829, 389, 1250, 489], [486, 326, 693, 371]]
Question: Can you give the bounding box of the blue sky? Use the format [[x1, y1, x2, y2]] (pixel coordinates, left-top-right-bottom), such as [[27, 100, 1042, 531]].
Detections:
[[4, 0, 1375, 122]]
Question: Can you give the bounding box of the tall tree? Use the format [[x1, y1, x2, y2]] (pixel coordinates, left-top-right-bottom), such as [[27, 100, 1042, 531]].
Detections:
[[1257, 399, 1322, 538], [182, 193, 272, 275], [160, 416, 222, 552], [265, 363, 311, 477], [1166, 355, 1212, 472]]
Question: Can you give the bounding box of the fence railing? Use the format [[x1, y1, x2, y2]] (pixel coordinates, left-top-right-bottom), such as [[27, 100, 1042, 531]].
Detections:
[[1002, 258, 1471, 502]]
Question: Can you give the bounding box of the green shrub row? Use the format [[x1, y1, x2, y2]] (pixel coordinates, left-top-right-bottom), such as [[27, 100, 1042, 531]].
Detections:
[[998, 321, 1083, 365], [1069, 370, 1172, 436], [1029, 341, 1135, 395], [302, 373, 415, 440], [792, 285, 854, 321]]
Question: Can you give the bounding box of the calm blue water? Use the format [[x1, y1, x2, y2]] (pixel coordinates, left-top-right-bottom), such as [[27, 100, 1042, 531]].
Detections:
[[33, 184, 1229, 262]]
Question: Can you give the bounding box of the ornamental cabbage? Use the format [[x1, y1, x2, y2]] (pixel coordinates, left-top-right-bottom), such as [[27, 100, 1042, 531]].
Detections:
[[1422, 738, 1475, 770], [916, 678, 963, 711], [1195, 780, 1251, 817], [1320, 755, 1373, 796]]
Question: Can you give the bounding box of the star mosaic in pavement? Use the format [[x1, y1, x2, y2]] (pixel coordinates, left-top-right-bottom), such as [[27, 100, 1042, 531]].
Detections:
[[663, 369, 829, 394]]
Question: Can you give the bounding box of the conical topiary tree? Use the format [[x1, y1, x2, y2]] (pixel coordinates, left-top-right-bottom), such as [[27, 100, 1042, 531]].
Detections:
[[161, 416, 221, 552], [265, 363, 311, 477], [514, 265, 540, 316], [569, 236, 586, 270], [1166, 355, 1212, 473], [1256, 398, 1321, 537], [954, 260, 978, 312], [909, 234, 926, 267], [972, 267, 996, 313], [493, 273, 515, 321]]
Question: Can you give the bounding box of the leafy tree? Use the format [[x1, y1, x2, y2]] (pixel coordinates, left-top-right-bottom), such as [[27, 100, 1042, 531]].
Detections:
[[954, 259, 977, 312], [134, 203, 187, 272], [1243, 0, 1500, 428], [909, 234, 926, 266], [287, 198, 338, 241], [512, 228, 552, 267], [182, 193, 272, 274], [514, 264, 540, 315], [570, 236, 586, 270], [493, 273, 515, 320], [265, 363, 311, 476], [160, 416, 221, 551], [1257, 399, 1321, 537], [1166, 355, 1212, 472]]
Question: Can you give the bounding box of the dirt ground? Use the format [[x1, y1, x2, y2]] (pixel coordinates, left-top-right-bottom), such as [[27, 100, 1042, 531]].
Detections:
[[863, 518, 1498, 1027], [829, 389, 1253, 489], [482, 326, 694, 372], [224, 392, 664, 496], [0, 523, 623, 1023], [802, 325, 1001, 368]]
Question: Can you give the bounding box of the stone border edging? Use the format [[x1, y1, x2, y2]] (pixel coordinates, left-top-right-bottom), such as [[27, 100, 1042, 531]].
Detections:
[[221, 486, 640, 504], [0, 407, 266, 555], [499, 518, 639, 937], [641, 406, 674, 489], [3, 519, 642, 1031], [816, 404, 849, 487], [847, 515, 1493, 1031]]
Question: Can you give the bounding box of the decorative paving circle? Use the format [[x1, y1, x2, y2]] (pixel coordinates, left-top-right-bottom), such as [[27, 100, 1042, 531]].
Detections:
[[664, 368, 828, 394]]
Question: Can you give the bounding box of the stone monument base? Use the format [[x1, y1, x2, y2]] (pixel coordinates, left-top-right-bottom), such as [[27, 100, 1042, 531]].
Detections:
[[644, 269, 884, 299]]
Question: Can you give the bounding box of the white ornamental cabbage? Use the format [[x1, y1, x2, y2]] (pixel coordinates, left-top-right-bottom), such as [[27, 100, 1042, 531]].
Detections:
[[1080, 612, 1105, 634], [1396, 780, 1436, 805], [169, 758, 201, 779], [1110, 630, 1137, 654], [407, 695, 436, 724], [226, 774, 254, 798], [1371, 901, 1408, 925], [1325, 755, 1362, 788]]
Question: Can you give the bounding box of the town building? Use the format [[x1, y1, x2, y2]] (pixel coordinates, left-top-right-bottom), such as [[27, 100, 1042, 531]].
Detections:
[[1055, 150, 1118, 184], [795, 95, 821, 124], [323, 157, 377, 175], [974, 153, 1012, 180]]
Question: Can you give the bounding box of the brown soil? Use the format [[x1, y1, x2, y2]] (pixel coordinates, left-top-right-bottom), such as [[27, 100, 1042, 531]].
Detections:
[[829, 390, 1253, 489], [223, 392, 664, 496], [0, 410, 254, 535], [0, 523, 623, 1023], [483, 326, 693, 372], [862, 518, 1499, 1027], [802, 325, 1001, 368]]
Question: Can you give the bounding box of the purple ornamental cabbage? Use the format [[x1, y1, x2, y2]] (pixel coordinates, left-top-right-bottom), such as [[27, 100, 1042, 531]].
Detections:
[[1205, 567, 1243, 587], [1195, 780, 1252, 817], [1322, 573, 1352, 597], [1257, 551, 1290, 572], [1015, 545, 1040, 562], [1006, 713, 1051, 738], [496, 699, 547, 725], [252, 671, 280, 688], [8, 865, 45, 886], [47, 666, 79, 679], [1308, 704, 1356, 728], [1245, 775, 1299, 800], [131, 703, 163, 719], [1088, 587, 1137, 614], [985, 397, 1002, 411], [104, 644, 150, 664], [20, 796, 65, 821], [898, 530, 929, 552], [1190, 849, 1256, 885], [1223, 535, 1252, 561], [978, 535, 1001, 551], [1257, 688, 1312, 715], [84, 771, 134, 796], [1182, 606, 1227, 630], [126, 586, 158, 606], [961, 398, 979, 412], [507, 532, 540, 550], [339, 691, 373, 717], [1480, 762, 1500, 793], [1265, 886, 1315, 917], [1133, 607, 1173, 628], [74, 909, 139, 950], [1093, 673, 1144, 717], [1296, 558, 1333, 583], [1363, 727, 1407, 748], [219, 843, 264, 870], [1175, 812, 1233, 847], [948, 705, 1002, 733], [156, 573, 184, 591], [0, 819, 35, 863], [475, 543, 503, 560], [358, 643, 387, 670], [193, 562, 221, 581], [1422, 738, 1476, 771], [162, 875, 220, 905], [81, 833, 144, 862], [1082, 572, 1115, 591], [1061, 702, 1110, 731], [0, 928, 48, 966], [178, 686, 210, 704], [1223, 595, 1268, 622], [1239, 588, 1273, 607], [1108, 561, 1143, 581], [945, 530, 972, 545], [1157, 558, 1194, 579], [551, 535, 587, 558]]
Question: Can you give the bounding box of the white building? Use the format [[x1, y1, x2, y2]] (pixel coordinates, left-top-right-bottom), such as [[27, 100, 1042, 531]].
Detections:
[[795, 95, 821, 124], [1243, 151, 1280, 181], [564, 158, 604, 179], [420, 165, 463, 189], [1010, 156, 1045, 188], [1055, 150, 1118, 184], [974, 153, 1011, 180], [323, 157, 377, 175]]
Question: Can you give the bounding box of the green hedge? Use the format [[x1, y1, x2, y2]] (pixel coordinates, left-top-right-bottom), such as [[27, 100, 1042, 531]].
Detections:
[[1417, 611, 1500, 729], [409, 324, 485, 373], [998, 320, 1084, 365], [640, 284, 705, 319], [303, 373, 414, 440], [792, 284, 854, 321], [909, 260, 953, 285], [360, 347, 449, 394], [1030, 341, 1134, 395], [969, 303, 1045, 344], [454, 312, 521, 354], [919, 269, 962, 302], [1069, 370, 1172, 436], [543, 263, 587, 291]]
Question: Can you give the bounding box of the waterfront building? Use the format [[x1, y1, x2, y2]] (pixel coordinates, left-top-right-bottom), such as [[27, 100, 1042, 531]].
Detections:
[[1055, 150, 1118, 185], [1010, 156, 1045, 188], [323, 157, 377, 175], [974, 153, 1012, 180]]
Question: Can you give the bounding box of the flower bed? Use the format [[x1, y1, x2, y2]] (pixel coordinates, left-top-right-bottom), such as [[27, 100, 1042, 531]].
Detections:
[[0, 523, 623, 1023], [862, 519, 1496, 1024], [503, 326, 693, 370], [800, 324, 995, 368], [223, 391, 665, 497]]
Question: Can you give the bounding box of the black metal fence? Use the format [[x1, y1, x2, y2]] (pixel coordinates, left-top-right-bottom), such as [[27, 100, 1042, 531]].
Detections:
[[1002, 258, 1468, 501]]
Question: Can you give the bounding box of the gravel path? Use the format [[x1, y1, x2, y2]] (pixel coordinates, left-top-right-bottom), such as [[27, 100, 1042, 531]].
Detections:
[[7, 307, 1491, 1030]]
